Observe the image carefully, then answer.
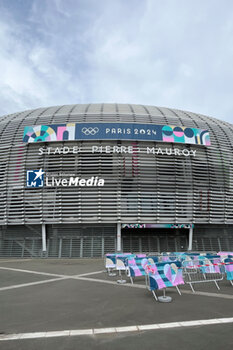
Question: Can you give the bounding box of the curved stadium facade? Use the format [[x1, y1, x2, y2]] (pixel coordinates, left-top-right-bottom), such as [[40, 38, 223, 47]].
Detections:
[[0, 103, 232, 258]]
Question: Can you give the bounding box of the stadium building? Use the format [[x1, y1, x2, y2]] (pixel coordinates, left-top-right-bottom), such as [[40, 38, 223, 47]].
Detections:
[[0, 103, 232, 258]]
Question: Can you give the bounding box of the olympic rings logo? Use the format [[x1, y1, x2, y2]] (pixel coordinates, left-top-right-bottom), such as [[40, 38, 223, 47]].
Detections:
[[81, 127, 99, 136]]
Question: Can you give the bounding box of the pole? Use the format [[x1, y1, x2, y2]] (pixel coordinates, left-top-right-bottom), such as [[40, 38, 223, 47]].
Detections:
[[188, 224, 193, 251], [117, 223, 121, 252], [42, 224, 47, 252]]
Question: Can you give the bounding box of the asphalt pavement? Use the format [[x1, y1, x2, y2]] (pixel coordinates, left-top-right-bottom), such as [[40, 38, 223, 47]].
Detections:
[[0, 258, 232, 350]]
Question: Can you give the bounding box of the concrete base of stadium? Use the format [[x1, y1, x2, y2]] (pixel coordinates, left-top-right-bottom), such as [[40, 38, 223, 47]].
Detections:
[[0, 224, 233, 258]]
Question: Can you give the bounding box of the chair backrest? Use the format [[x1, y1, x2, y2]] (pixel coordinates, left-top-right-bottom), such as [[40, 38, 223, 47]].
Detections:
[[116, 254, 135, 270], [147, 256, 159, 264], [127, 257, 149, 277], [217, 252, 233, 259], [160, 255, 177, 262], [135, 254, 147, 258], [105, 256, 116, 268], [116, 258, 126, 270], [222, 258, 233, 280], [148, 261, 184, 291], [198, 255, 221, 274]]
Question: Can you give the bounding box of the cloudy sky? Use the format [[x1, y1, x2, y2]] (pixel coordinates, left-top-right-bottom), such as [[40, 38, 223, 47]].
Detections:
[[0, 0, 233, 122]]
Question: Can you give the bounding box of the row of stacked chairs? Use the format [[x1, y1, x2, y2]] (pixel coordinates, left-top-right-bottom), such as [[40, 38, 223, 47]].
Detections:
[[162, 251, 233, 284], [105, 252, 233, 300]]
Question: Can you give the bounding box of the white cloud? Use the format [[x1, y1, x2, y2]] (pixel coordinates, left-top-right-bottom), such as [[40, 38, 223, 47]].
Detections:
[[82, 0, 233, 122], [0, 10, 86, 115], [0, 0, 232, 123]]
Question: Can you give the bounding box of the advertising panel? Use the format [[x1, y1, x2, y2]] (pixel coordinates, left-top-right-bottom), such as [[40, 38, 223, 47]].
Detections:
[[122, 224, 194, 229], [23, 123, 211, 146]]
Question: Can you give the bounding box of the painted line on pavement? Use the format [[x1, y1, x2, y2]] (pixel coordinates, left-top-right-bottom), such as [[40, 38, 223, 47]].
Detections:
[[74, 276, 146, 287], [1, 266, 233, 299], [0, 277, 69, 291], [0, 267, 111, 291], [74, 270, 105, 277], [0, 267, 104, 278], [0, 259, 32, 263], [0, 266, 65, 278], [181, 289, 233, 299], [72, 276, 233, 299], [0, 271, 104, 292], [1, 317, 233, 341]]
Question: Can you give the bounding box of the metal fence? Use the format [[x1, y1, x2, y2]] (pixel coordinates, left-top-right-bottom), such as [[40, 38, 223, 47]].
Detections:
[[182, 256, 225, 292]]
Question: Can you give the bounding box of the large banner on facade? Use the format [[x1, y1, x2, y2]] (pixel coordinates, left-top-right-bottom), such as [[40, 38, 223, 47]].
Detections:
[[23, 123, 211, 146], [122, 223, 194, 229]]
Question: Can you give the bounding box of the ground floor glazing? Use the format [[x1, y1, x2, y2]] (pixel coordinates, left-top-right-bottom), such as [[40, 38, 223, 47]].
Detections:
[[0, 224, 232, 258]]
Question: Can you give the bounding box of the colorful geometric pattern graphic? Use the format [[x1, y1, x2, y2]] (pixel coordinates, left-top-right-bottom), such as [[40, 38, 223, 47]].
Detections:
[[223, 258, 233, 281], [23, 123, 211, 146], [148, 261, 185, 290], [122, 223, 194, 229], [23, 124, 75, 143], [162, 125, 211, 146]]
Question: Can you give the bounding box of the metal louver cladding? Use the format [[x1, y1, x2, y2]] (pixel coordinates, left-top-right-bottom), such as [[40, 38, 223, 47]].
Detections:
[[0, 103, 233, 257]]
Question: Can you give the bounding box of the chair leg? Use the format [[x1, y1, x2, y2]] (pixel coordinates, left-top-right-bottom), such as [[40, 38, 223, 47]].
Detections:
[[189, 282, 195, 293], [152, 290, 158, 301], [214, 280, 220, 290]]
